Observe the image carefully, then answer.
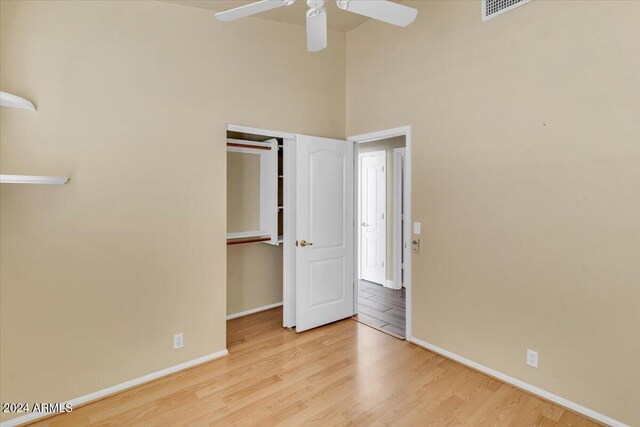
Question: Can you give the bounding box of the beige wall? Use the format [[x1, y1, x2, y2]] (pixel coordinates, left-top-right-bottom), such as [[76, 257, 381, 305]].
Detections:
[[227, 152, 261, 234], [347, 1, 640, 424], [358, 136, 405, 283], [227, 243, 283, 316], [0, 0, 344, 422]]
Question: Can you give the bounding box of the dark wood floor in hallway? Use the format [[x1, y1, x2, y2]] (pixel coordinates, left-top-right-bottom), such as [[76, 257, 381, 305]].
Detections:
[[357, 279, 406, 338], [27, 307, 601, 426]]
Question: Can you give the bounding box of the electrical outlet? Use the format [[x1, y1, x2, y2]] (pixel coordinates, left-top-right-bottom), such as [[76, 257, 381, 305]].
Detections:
[[526, 349, 538, 368], [173, 333, 184, 349]]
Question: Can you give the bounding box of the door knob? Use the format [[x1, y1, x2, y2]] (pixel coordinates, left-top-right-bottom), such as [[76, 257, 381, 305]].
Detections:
[[298, 240, 313, 247], [362, 222, 369, 227]]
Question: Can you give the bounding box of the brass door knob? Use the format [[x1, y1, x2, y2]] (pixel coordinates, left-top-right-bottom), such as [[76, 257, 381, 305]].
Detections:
[[298, 240, 313, 247]]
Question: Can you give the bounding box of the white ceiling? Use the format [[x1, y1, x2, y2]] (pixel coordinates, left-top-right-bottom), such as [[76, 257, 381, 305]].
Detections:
[[162, 1, 371, 32]]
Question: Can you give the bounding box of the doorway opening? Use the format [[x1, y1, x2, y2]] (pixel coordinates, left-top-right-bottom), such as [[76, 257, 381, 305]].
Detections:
[[351, 128, 411, 340]]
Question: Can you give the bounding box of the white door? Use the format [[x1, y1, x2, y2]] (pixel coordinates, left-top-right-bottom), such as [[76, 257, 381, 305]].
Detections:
[[359, 151, 386, 285], [296, 135, 354, 332]]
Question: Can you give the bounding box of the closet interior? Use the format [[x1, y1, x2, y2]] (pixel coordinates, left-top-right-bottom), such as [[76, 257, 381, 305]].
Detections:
[[226, 124, 296, 328]]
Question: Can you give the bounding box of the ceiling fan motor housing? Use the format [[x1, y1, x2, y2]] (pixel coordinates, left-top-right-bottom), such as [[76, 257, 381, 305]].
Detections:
[[307, 0, 325, 9]]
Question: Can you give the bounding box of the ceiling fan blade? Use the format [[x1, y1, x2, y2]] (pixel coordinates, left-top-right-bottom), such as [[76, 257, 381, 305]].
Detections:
[[306, 8, 327, 52], [215, 0, 293, 22], [338, 0, 417, 27]]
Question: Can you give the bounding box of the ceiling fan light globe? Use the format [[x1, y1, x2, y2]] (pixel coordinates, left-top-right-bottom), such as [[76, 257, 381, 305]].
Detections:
[[306, 6, 326, 18], [336, 0, 349, 11]]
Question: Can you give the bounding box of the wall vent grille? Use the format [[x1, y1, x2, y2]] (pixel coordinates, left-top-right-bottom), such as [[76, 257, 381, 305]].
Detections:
[[482, 0, 533, 21]]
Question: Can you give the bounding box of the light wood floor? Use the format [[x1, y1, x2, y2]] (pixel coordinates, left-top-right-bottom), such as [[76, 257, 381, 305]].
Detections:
[[28, 308, 600, 426], [357, 280, 406, 338]]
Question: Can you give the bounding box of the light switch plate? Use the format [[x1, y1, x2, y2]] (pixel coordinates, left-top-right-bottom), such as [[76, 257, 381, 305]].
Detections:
[[414, 222, 421, 235]]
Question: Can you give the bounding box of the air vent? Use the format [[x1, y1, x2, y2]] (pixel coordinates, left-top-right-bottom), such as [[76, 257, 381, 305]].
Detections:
[[482, 0, 533, 21]]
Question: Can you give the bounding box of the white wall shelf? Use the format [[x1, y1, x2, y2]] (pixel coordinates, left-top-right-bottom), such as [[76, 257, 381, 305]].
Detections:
[[0, 91, 36, 111], [0, 175, 69, 185], [227, 230, 270, 240]]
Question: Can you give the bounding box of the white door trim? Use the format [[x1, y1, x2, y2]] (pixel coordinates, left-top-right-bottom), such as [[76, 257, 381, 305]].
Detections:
[[348, 126, 412, 340], [358, 150, 387, 286], [392, 147, 406, 291]]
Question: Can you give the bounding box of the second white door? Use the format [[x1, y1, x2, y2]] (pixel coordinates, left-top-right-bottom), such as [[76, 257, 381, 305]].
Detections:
[[360, 151, 386, 285]]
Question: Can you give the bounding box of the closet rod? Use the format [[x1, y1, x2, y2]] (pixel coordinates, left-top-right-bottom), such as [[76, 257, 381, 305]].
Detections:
[[227, 142, 271, 151], [227, 236, 271, 246]]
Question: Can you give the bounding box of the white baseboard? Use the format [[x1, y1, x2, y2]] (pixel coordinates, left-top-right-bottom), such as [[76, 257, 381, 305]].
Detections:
[[226, 302, 283, 320], [409, 337, 628, 427], [0, 349, 229, 427]]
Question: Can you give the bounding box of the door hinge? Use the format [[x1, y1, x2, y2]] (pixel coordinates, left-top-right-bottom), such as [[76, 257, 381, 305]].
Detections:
[[382, 261, 384, 267], [382, 213, 385, 220]]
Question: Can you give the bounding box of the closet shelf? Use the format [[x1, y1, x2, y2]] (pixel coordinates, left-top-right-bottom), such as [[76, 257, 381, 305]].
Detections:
[[227, 230, 269, 240], [0, 91, 36, 111], [1, 175, 69, 185], [226, 138, 273, 151]]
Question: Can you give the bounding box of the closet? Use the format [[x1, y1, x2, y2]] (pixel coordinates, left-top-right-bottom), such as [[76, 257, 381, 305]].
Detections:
[[226, 124, 354, 332]]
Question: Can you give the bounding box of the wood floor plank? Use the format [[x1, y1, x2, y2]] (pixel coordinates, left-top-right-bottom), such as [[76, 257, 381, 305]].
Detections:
[[25, 307, 603, 427]]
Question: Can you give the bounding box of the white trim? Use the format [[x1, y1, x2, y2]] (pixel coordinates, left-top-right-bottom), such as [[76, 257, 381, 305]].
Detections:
[[0, 349, 229, 427], [392, 147, 406, 291], [1, 175, 69, 185], [282, 138, 297, 328], [349, 126, 412, 340], [384, 279, 395, 289], [227, 123, 295, 140], [226, 302, 283, 320], [409, 337, 628, 427]]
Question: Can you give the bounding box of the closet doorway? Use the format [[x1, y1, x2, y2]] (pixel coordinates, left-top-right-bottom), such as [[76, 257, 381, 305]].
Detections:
[[350, 127, 412, 340]]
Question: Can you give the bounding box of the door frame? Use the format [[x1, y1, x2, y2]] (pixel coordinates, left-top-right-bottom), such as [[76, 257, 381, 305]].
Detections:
[[348, 126, 412, 339], [392, 147, 406, 291], [357, 150, 387, 286]]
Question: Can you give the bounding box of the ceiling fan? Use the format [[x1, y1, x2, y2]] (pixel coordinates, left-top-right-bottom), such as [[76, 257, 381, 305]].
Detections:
[[215, 0, 418, 52]]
